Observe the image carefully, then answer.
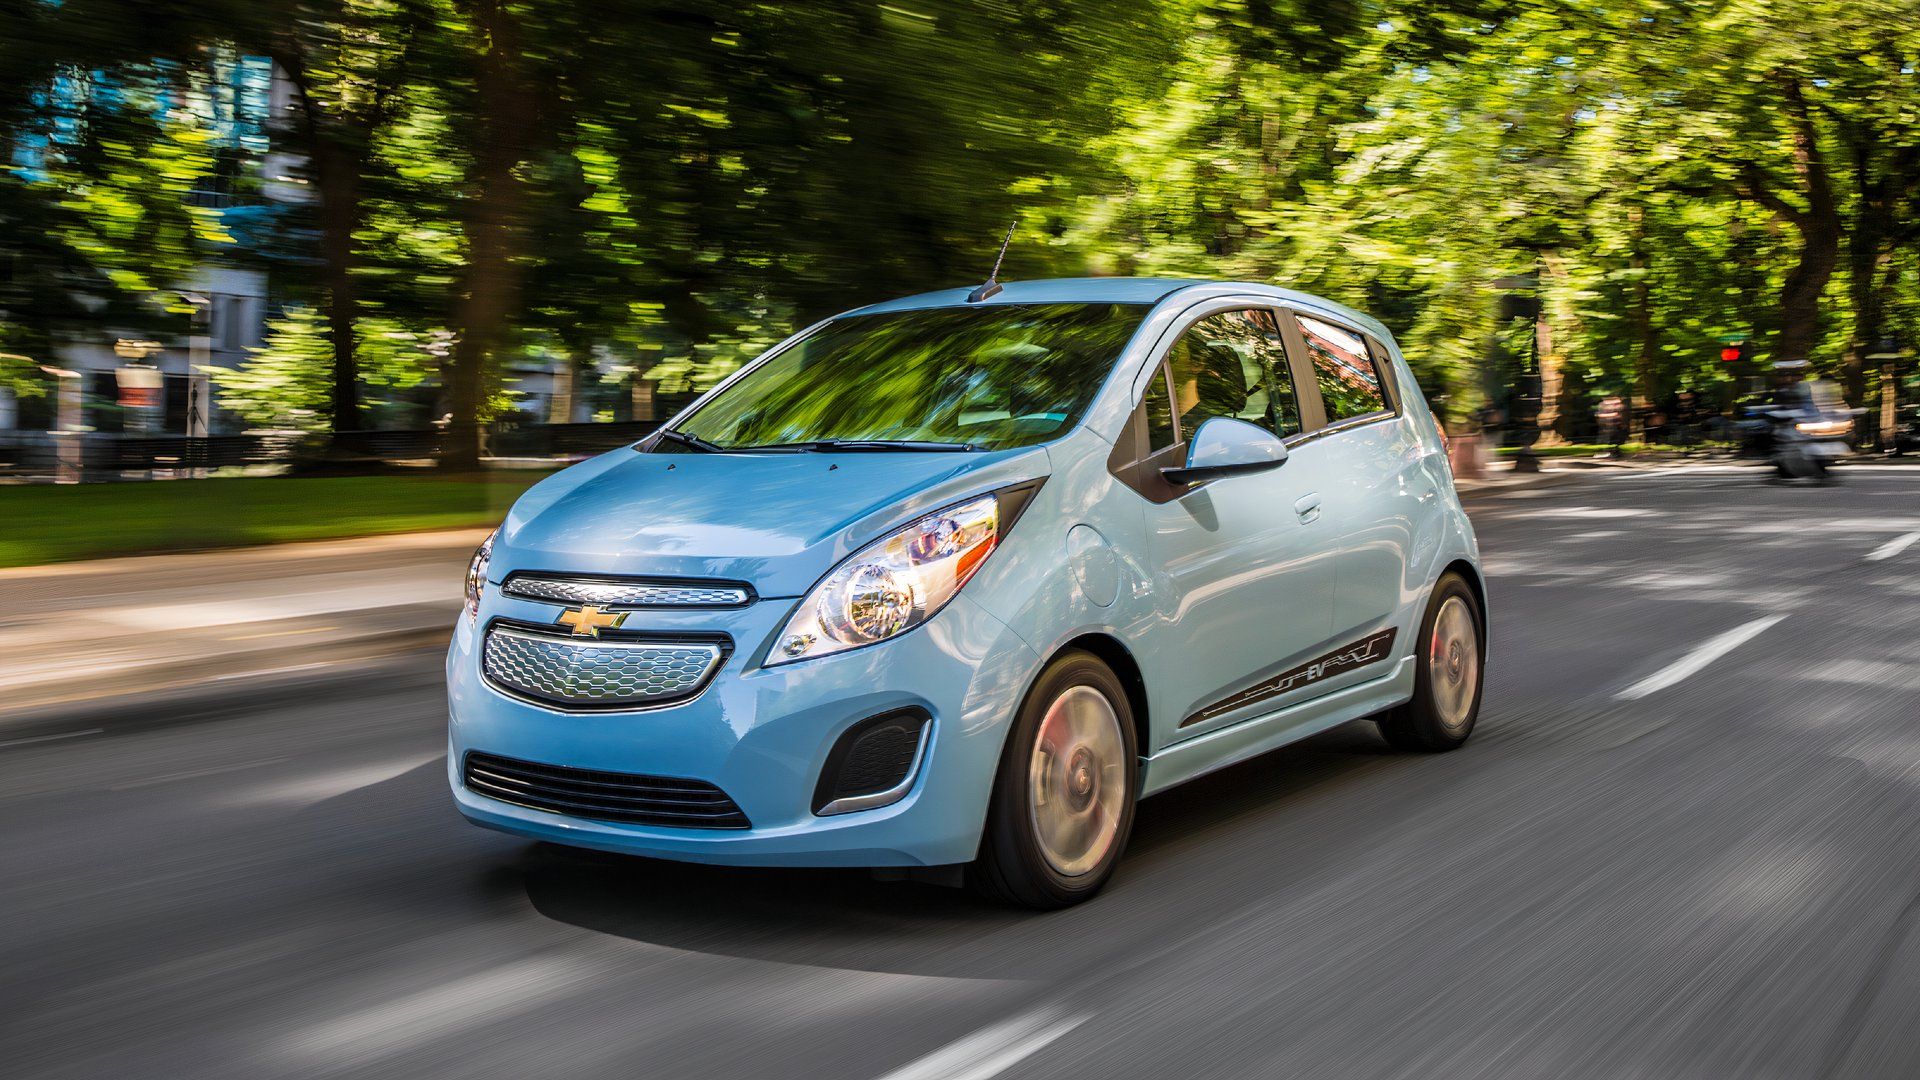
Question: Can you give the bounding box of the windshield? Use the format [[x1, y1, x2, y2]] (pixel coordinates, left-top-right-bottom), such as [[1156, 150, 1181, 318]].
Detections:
[[663, 303, 1149, 452]]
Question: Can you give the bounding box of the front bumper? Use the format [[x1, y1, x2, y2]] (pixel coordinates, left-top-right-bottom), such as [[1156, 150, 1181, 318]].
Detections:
[[447, 588, 1040, 867]]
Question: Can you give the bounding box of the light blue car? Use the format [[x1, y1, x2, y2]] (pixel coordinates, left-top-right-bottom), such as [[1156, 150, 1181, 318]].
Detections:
[[449, 277, 1485, 907]]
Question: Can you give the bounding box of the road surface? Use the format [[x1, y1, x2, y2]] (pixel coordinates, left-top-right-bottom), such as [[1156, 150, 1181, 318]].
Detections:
[[6, 465, 1920, 1079]]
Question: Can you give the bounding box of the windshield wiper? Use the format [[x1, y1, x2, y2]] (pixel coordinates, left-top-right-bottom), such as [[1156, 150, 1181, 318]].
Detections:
[[652, 428, 729, 453], [734, 439, 985, 453]]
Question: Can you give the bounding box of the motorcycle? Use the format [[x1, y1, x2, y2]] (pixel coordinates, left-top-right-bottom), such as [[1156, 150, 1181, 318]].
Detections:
[[1754, 380, 1857, 481]]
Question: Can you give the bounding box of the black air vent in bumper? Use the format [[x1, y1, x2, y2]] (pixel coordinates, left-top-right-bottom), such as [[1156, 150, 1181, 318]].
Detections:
[[464, 752, 750, 829], [813, 709, 931, 815]]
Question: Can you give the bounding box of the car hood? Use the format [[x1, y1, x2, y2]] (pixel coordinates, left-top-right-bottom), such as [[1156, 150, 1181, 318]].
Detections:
[[492, 445, 1051, 598]]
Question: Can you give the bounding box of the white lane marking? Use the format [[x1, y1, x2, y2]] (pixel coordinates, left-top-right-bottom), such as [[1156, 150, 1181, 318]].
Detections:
[[1615, 615, 1787, 701], [1866, 530, 1920, 562], [109, 756, 289, 790], [220, 752, 442, 810], [0, 728, 104, 749], [1806, 660, 1920, 691], [283, 955, 589, 1061], [1594, 463, 1920, 477], [1535, 506, 1647, 519], [876, 1007, 1090, 1080]]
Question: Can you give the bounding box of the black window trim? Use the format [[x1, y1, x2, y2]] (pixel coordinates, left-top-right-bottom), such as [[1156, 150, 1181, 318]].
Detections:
[[1147, 303, 1311, 451]]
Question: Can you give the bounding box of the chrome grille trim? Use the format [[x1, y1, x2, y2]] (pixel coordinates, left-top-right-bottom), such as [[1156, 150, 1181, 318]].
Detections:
[[502, 573, 750, 609], [482, 624, 724, 710]]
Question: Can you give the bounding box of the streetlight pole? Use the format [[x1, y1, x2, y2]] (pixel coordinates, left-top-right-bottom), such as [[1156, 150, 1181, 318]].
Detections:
[[186, 294, 212, 477]]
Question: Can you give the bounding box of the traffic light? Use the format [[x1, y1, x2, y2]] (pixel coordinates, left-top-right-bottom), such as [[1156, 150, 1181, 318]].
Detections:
[[1720, 340, 1751, 364]]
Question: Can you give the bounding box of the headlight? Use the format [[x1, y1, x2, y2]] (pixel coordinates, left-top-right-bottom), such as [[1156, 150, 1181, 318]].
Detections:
[[771, 493, 1000, 665], [1796, 419, 1850, 437], [464, 528, 496, 620]]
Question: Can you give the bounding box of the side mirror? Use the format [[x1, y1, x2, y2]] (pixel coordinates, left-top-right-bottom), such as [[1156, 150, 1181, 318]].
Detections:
[[1160, 416, 1289, 487]]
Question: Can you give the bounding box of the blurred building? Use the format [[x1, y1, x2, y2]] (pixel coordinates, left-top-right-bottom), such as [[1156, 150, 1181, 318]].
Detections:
[[0, 54, 285, 441], [0, 56, 649, 460]]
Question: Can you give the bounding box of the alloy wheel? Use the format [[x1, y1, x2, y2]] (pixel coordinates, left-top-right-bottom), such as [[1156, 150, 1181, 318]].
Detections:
[[1027, 685, 1126, 877], [1429, 594, 1479, 733]]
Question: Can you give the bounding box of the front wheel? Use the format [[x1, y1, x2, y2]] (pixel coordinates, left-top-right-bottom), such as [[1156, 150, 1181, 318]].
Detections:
[[1378, 573, 1484, 752], [970, 650, 1138, 909]]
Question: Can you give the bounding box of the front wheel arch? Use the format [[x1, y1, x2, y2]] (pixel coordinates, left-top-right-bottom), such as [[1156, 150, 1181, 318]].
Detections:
[[1056, 632, 1152, 760]]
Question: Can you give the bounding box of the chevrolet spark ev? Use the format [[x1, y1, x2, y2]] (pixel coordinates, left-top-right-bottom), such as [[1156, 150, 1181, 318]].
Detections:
[[449, 278, 1486, 908]]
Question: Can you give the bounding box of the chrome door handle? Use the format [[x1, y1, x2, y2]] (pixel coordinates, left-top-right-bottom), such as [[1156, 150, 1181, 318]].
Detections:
[[1294, 493, 1322, 522]]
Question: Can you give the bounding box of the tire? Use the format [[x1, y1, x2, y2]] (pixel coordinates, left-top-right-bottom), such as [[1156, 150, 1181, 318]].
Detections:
[[970, 649, 1138, 909], [1377, 572, 1484, 752]]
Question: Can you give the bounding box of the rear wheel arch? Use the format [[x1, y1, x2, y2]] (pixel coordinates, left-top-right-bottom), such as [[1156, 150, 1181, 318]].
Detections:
[[1441, 558, 1488, 639]]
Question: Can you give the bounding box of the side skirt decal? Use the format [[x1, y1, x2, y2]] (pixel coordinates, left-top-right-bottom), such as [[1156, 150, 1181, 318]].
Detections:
[[1180, 628, 1399, 729]]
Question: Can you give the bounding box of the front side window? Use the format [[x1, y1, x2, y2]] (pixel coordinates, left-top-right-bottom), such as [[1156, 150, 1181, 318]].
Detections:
[[1296, 314, 1387, 421], [668, 303, 1149, 452], [1165, 309, 1302, 440]]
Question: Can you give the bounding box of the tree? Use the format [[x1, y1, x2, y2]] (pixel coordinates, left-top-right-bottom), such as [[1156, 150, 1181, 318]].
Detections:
[[262, 0, 430, 439]]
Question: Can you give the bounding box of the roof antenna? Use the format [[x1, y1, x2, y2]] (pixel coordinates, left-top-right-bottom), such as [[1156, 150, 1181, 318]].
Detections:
[[966, 221, 1016, 303]]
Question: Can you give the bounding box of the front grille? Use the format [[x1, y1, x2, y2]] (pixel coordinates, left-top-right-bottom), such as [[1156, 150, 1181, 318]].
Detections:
[[482, 624, 723, 709], [502, 573, 750, 608], [464, 752, 750, 829]]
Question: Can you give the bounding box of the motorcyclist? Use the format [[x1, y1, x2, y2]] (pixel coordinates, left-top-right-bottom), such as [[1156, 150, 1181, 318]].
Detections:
[[1761, 361, 1855, 481]]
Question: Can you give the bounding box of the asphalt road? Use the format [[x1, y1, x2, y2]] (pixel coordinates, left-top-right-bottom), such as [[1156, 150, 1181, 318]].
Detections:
[[6, 464, 1920, 1080]]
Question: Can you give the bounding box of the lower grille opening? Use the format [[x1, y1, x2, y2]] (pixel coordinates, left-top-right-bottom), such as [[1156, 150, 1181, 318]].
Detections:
[[464, 751, 750, 829], [813, 709, 931, 815]]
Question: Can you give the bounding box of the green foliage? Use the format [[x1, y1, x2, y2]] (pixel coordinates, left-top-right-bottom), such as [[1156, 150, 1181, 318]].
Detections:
[[215, 304, 452, 430], [7, 0, 1920, 441], [0, 64, 225, 392]]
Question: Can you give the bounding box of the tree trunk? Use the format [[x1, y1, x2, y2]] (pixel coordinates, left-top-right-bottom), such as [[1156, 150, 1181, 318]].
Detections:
[[275, 50, 373, 445], [1840, 123, 1908, 420], [441, 0, 536, 471], [1771, 80, 1841, 367], [312, 143, 363, 436], [1629, 207, 1657, 422]]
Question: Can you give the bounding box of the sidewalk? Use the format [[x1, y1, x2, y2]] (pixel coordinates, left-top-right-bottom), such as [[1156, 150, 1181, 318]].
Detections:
[[1451, 455, 1613, 497], [0, 528, 485, 723]]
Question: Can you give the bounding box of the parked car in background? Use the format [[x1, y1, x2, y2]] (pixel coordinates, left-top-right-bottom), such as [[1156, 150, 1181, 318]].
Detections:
[[447, 278, 1486, 908]]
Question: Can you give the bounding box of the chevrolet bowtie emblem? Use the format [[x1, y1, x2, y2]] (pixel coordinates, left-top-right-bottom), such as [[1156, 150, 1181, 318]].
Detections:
[[556, 604, 626, 638]]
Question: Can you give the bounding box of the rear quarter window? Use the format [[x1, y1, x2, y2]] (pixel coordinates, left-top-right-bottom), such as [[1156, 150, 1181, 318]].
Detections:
[[1295, 314, 1388, 422]]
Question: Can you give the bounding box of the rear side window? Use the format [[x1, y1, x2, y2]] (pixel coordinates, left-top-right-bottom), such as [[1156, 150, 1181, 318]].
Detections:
[[1295, 314, 1387, 422], [1165, 309, 1302, 439]]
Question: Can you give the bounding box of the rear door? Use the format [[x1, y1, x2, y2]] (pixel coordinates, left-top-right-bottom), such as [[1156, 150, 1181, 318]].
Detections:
[[1280, 311, 1435, 690], [1112, 302, 1344, 745]]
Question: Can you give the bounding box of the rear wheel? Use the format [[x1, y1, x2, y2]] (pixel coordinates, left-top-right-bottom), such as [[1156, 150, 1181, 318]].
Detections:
[[1378, 573, 1483, 752], [971, 650, 1137, 909]]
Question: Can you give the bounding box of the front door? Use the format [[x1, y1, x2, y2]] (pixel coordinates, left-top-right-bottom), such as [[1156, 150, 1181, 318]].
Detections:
[[1125, 306, 1343, 744]]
